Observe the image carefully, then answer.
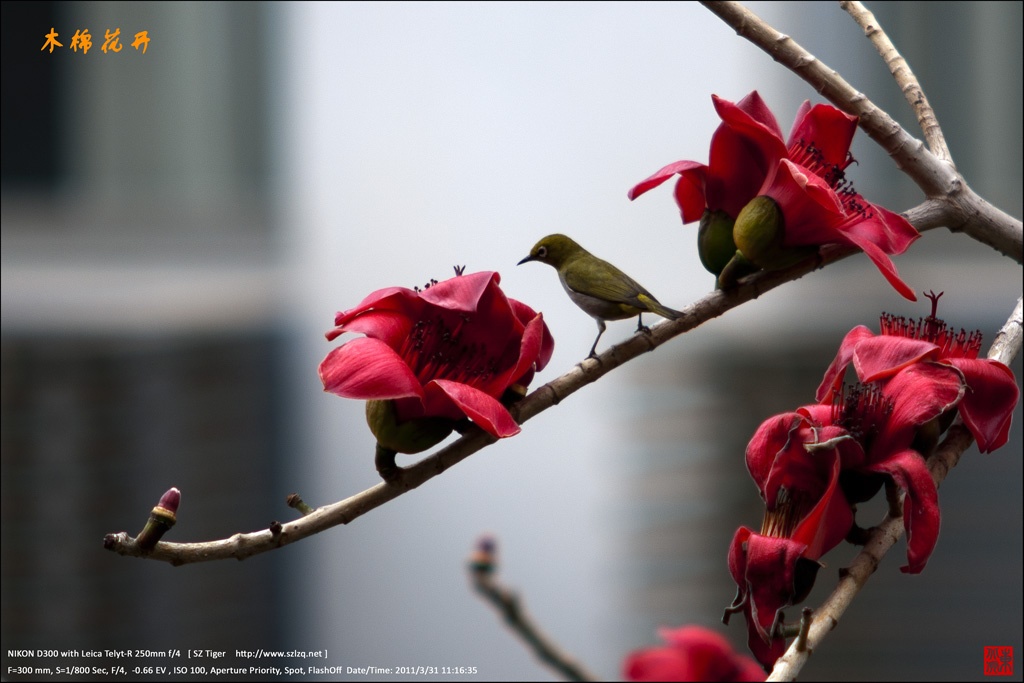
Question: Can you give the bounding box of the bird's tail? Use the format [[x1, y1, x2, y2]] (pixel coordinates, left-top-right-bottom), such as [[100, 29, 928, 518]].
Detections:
[[637, 294, 683, 321]]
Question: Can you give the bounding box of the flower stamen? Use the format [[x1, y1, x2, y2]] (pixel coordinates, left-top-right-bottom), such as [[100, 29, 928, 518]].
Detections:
[[790, 139, 874, 224], [398, 314, 501, 387], [879, 291, 983, 360], [832, 383, 892, 451], [761, 487, 815, 539]]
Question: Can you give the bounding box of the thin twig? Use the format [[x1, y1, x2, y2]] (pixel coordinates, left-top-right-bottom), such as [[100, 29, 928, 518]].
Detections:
[[768, 296, 1023, 681], [473, 576, 599, 681], [840, 1, 951, 162], [700, 1, 1022, 263], [469, 541, 599, 682]]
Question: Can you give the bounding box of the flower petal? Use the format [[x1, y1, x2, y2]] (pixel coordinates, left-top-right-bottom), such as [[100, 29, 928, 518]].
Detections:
[[712, 92, 786, 155], [745, 412, 804, 494], [705, 128, 771, 218], [948, 358, 1020, 452], [728, 526, 754, 591], [865, 448, 939, 573], [875, 362, 965, 455], [628, 160, 706, 202], [838, 227, 918, 302], [418, 270, 498, 313], [743, 534, 813, 644], [815, 325, 876, 402], [760, 159, 845, 244], [319, 337, 424, 400], [851, 335, 940, 384], [743, 616, 786, 675], [342, 286, 417, 319], [508, 300, 555, 373], [426, 379, 521, 438], [787, 102, 857, 167], [727, 528, 788, 673], [502, 312, 553, 389], [673, 168, 714, 224], [327, 308, 415, 345], [327, 288, 420, 343], [860, 203, 920, 255], [789, 454, 852, 560], [762, 422, 834, 507]]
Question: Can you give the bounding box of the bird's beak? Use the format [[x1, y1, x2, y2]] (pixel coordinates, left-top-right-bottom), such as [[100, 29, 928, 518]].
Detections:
[[517, 255, 534, 266]]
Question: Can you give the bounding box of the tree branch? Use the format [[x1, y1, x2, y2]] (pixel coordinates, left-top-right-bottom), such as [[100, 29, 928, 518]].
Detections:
[[840, 1, 951, 162], [767, 296, 1023, 681], [105, 232, 886, 564], [699, 1, 1022, 263]]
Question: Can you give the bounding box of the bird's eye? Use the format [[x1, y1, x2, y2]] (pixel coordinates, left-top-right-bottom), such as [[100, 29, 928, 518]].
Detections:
[[537, 246, 548, 258]]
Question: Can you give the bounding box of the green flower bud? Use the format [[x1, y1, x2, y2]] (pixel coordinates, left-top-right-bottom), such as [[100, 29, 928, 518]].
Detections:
[[365, 399, 455, 454], [697, 209, 738, 276], [136, 487, 180, 552], [733, 196, 815, 271]]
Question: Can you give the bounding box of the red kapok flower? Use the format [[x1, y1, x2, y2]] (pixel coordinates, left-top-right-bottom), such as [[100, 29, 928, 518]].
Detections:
[[624, 625, 765, 682], [826, 364, 965, 572], [629, 91, 920, 300], [726, 412, 855, 670], [629, 91, 788, 221], [753, 157, 918, 300], [319, 270, 554, 448], [728, 361, 966, 668], [817, 292, 1020, 452]]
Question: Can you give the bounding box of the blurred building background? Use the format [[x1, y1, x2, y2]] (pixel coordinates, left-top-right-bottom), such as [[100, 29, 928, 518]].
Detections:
[[1, 0, 287, 667], [2, 2, 1020, 681]]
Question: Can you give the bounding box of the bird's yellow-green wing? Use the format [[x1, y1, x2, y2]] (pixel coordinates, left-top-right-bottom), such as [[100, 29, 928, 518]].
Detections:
[[563, 258, 681, 320], [562, 258, 654, 305]]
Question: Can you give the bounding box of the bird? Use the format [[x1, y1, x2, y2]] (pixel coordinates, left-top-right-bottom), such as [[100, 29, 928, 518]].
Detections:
[[518, 234, 682, 358]]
